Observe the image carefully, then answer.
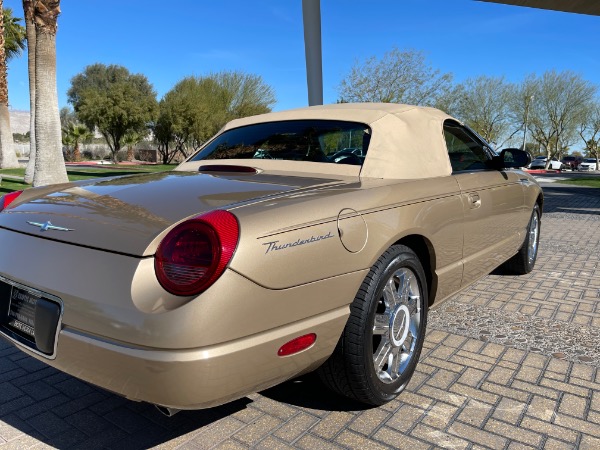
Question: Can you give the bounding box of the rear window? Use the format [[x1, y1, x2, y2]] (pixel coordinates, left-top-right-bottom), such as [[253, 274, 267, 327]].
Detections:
[[191, 120, 371, 166]]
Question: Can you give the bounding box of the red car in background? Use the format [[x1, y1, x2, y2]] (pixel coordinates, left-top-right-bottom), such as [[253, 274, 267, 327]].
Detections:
[[561, 156, 582, 170]]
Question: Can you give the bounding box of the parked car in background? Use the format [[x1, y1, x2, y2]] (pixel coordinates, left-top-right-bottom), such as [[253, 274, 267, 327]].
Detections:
[[578, 158, 598, 171], [560, 155, 582, 170], [529, 156, 564, 170], [0, 103, 543, 412]]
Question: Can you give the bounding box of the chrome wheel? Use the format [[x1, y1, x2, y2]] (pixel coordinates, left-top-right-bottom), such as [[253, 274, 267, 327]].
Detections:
[[317, 245, 428, 405], [500, 203, 541, 275], [527, 209, 540, 265], [372, 267, 422, 384]]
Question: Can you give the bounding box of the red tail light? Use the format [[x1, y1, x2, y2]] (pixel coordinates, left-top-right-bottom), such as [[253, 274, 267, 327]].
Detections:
[[0, 190, 23, 212], [155, 210, 239, 296]]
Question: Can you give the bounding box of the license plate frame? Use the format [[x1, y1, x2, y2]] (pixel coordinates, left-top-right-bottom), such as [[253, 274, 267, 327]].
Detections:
[[0, 276, 63, 358]]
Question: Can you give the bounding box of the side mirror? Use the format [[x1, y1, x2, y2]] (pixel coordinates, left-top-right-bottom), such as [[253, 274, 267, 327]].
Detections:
[[493, 148, 531, 169]]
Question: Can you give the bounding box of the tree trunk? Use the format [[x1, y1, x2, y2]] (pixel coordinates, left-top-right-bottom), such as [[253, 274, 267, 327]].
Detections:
[[23, 0, 36, 183], [112, 144, 120, 163], [0, 2, 20, 169], [161, 142, 169, 164], [33, 17, 68, 186], [0, 105, 19, 168], [73, 141, 80, 161], [127, 145, 134, 161], [112, 135, 120, 163]]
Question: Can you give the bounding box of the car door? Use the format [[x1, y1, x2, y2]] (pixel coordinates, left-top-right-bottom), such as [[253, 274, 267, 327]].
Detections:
[[444, 121, 526, 287]]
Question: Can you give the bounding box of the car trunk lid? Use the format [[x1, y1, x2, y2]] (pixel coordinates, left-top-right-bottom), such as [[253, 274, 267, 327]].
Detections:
[[0, 171, 354, 256]]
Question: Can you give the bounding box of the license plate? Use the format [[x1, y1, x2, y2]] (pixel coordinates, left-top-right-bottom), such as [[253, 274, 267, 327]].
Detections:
[[7, 285, 39, 338]]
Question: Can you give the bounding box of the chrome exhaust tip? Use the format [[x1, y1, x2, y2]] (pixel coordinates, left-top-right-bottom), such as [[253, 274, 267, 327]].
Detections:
[[155, 405, 181, 417]]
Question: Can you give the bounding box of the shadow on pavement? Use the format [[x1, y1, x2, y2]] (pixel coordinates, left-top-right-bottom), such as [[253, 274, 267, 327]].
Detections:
[[540, 183, 600, 215], [0, 341, 250, 449], [260, 372, 374, 412]]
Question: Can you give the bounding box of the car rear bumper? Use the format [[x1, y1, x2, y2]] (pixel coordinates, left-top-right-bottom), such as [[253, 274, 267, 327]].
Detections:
[[6, 306, 348, 409]]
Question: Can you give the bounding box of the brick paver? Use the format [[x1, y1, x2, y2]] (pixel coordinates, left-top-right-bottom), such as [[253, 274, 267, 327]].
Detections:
[[1, 180, 599, 448]]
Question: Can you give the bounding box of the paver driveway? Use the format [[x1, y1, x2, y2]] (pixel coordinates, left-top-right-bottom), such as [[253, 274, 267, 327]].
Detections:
[[1, 180, 599, 449]]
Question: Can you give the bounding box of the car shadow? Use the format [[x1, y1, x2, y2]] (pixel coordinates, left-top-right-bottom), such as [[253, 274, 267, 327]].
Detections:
[[1, 340, 373, 449], [0, 341, 251, 449], [259, 372, 374, 412], [540, 183, 600, 216]]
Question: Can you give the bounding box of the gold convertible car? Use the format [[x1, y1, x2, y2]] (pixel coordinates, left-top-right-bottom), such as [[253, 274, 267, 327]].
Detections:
[[0, 103, 542, 414]]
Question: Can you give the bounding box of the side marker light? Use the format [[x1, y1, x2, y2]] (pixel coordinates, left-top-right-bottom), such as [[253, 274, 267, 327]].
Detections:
[[277, 333, 317, 357]]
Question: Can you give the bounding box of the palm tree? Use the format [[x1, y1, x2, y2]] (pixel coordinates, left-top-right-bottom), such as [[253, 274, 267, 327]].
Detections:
[[32, 0, 68, 186], [62, 122, 92, 162], [121, 131, 144, 162], [0, 4, 26, 169], [3, 8, 26, 58], [23, 0, 35, 183]]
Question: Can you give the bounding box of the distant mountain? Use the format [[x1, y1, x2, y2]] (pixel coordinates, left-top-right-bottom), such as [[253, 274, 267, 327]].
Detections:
[[9, 110, 30, 135]]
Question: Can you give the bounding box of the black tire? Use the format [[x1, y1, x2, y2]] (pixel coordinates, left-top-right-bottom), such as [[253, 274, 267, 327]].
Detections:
[[500, 203, 541, 275], [318, 245, 428, 406]]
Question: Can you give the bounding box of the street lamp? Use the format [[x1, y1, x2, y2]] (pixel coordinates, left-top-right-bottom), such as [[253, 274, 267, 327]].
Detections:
[[302, 0, 323, 106], [522, 95, 534, 151]]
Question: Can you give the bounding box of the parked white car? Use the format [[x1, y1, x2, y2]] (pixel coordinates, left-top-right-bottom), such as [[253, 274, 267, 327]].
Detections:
[[578, 158, 598, 171], [529, 156, 564, 170]]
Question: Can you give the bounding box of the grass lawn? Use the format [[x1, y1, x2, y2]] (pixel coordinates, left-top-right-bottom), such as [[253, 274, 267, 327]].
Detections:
[[1, 164, 175, 195], [559, 177, 600, 188]]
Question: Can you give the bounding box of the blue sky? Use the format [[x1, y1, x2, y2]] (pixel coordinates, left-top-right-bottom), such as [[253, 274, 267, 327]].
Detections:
[[4, 0, 600, 112]]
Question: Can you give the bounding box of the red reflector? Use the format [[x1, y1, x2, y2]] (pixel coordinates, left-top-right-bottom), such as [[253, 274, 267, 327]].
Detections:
[[0, 190, 23, 212], [277, 333, 317, 357]]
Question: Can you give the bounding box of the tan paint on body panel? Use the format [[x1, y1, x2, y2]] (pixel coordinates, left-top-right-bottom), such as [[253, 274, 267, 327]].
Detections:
[[337, 208, 368, 253], [454, 170, 528, 286], [229, 176, 463, 293]]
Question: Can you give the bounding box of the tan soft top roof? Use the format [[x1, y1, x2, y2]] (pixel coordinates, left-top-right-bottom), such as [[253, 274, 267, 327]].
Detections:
[[221, 103, 456, 180]]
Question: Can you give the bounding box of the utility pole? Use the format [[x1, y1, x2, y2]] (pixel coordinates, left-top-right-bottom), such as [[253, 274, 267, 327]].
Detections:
[[302, 0, 323, 106], [522, 95, 534, 151]]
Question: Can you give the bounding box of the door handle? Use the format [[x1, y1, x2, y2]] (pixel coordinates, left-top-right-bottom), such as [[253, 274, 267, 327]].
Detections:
[[468, 193, 481, 209]]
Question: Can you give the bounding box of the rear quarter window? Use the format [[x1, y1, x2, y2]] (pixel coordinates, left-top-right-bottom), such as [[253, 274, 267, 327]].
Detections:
[[191, 120, 371, 166]]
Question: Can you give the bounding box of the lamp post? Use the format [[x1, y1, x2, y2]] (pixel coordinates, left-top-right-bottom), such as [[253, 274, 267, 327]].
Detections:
[[302, 0, 323, 106], [522, 95, 534, 151]]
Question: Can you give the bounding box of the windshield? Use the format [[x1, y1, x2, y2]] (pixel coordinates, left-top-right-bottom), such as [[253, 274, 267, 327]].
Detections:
[[191, 120, 371, 166]]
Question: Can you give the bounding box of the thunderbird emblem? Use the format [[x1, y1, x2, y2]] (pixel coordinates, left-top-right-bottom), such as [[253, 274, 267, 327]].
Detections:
[[27, 221, 74, 232]]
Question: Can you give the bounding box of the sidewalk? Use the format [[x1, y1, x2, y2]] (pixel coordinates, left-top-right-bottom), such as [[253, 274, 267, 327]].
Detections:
[[1, 181, 599, 449]]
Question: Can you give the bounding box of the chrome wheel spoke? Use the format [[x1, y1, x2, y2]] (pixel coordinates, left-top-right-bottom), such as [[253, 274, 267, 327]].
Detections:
[[398, 270, 411, 302], [408, 317, 419, 341], [408, 294, 420, 315], [388, 346, 402, 377], [373, 313, 390, 335], [383, 277, 400, 307], [374, 340, 392, 371]]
